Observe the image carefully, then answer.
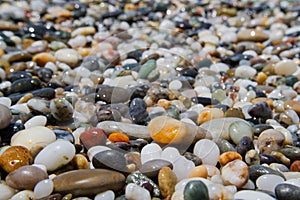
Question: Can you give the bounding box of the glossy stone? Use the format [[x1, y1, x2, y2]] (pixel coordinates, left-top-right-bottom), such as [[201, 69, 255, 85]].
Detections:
[[79, 128, 107, 149], [215, 139, 236, 154], [256, 174, 285, 193], [52, 169, 125, 197], [248, 101, 272, 122], [188, 165, 208, 179], [194, 139, 220, 166], [275, 183, 300, 200], [183, 152, 202, 166], [158, 167, 177, 198], [237, 29, 269, 42], [258, 129, 285, 154], [9, 78, 41, 94], [50, 98, 74, 122], [0, 146, 33, 173], [218, 151, 242, 166], [183, 180, 209, 200], [229, 121, 253, 145], [236, 136, 254, 156], [280, 146, 300, 161], [140, 159, 172, 178], [96, 85, 130, 104], [221, 160, 249, 188], [249, 165, 285, 182], [129, 98, 148, 125], [92, 150, 127, 172], [6, 165, 48, 190]]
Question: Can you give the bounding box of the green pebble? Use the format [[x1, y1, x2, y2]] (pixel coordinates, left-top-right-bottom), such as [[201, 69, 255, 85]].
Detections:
[[212, 89, 227, 102], [184, 180, 209, 200], [229, 120, 253, 145], [138, 59, 157, 79]]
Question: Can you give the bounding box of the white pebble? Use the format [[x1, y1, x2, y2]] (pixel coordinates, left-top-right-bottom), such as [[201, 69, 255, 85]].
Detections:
[[210, 63, 229, 73], [193, 139, 220, 166], [11, 126, 56, 150], [169, 80, 182, 91], [172, 155, 195, 180], [274, 59, 298, 76], [34, 179, 54, 199], [161, 147, 181, 163], [54, 48, 80, 67], [0, 97, 11, 107], [10, 103, 30, 114], [234, 190, 276, 200], [256, 174, 285, 192], [24, 115, 47, 129], [34, 140, 76, 171], [284, 178, 300, 187], [94, 190, 115, 200], [125, 183, 151, 200], [68, 35, 87, 48], [0, 180, 16, 199], [141, 143, 162, 164], [10, 190, 34, 200], [235, 65, 257, 78], [87, 146, 111, 161]]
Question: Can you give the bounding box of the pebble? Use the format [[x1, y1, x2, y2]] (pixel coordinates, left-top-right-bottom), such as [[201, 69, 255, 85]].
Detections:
[[24, 115, 47, 129], [218, 152, 242, 166], [54, 48, 80, 67], [52, 169, 125, 197], [94, 190, 115, 200], [158, 167, 177, 198], [10, 190, 35, 200], [237, 29, 269, 42], [274, 60, 298, 76], [34, 179, 54, 199], [0, 145, 33, 173], [275, 183, 300, 200], [92, 150, 127, 172], [229, 120, 253, 145], [188, 165, 208, 179], [0, 104, 12, 129], [256, 174, 285, 193], [79, 128, 107, 149], [258, 129, 285, 154], [193, 139, 220, 166], [183, 180, 209, 200], [234, 190, 276, 200], [125, 183, 151, 200], [34, 140, 76, 171], [221, 160, 249, 188], [0, 180, 17, 199], [6, 165, 48, 190], [249, 165, 285, 182], [11, 126, 56, 150]]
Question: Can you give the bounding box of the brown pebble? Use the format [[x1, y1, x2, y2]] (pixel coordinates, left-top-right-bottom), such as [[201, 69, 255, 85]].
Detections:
[[284, 100, 300, 115], [188, 165, 208, 178], [290, 160, 300, 172], [79, 128, 107, 149], [218, 151, 242, 166], [6, 165, 48, 190], [224, 108, 245, 119], [0, 146, 33, 173], [33, 52, 56, 67], [251, 98, 273, 109], [71, 154, 89, 169], [158, 167, 178, 198]]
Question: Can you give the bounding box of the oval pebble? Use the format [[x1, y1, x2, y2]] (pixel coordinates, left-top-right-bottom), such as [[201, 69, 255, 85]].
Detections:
[[0, 180, 16, 199], [34, 140, 75, 171], [10, 190, 35, 200], [274, 60, 298, 76], [34, 179, 54, 199], [0, 104, 12, 129], [11, 126, 56, 150], [125, 183, 151, 200], [256, 174, 285, 193], [234, 190, 276, 200], [24, 115, 47, 129], [193, 139, 220, 166], [94, 190, 115, 200]]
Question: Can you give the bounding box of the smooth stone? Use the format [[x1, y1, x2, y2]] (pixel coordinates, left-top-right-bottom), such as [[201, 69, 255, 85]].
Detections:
[[221, 160, 249, 188], [71, 154, 89, 170], [11, 126, 56, 150], [284, 100, 300, 115], [274, 60, 298, 76], [34, 179, 54, 199], [235, 65, 257, 78], [188, 165, 208, 179], [10, 190, 35, 200], [0, 104, 11, 129], [79, 128, 107, 149], [197, 108, 224, 125], [24, 115, 47, 129], [52, 128, 75, 144], [183, 152, 202, 166], [200, 117, 246, 140], [138, 59, 157, 79], [97, 121, 150, 140], [218, 152, 242, 166], [249, 165, 285, 182], [280, 146, 300, 161], [140, 159, 172, 178], [236, 136, 254, 156], [54, 48, 80, 67], [215, 139, 236, 154], [87, 146, 111, 162], [275, 183, 300, 200], [248, 101, 272, 122], [0, 97, 12, 107], [0, 145, 33, 173], [245, 150, 260, 165], [158, 167, 177, 198], [183, 180, 209, 200], [253, 124, 273, 136], [9, 78, 41, 93], [256, 174, 285, 193], [161, 147, 181, 163], [26, 98, 50, 113], [0, 180, 16, 199], [125, 183, 151, 200], [126, 171, 160, 197], [258, 129, 285, 154], [234, 190, 276, 200], [34, 140, 75, 171], [224, 107, 245, 119], [94, 190, 115, 200], [172, 155, 195, 181], [237, 29, 269, 42], [270, 163, 290, 173], [193, 139, 220, 166], [140, 143, 162, 164], [92, 150, 127, 172], [33, 52, 56, 67], [6, 165, 48, 190], [52, 169, 125, 197], [50, 98, 74, 122], [229, 121, 253, 145], [290, 160, 300, 172], [129, 98, 148, 125]]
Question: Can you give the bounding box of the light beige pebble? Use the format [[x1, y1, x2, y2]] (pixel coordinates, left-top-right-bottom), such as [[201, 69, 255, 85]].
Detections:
[[274, 59, 298, 76]]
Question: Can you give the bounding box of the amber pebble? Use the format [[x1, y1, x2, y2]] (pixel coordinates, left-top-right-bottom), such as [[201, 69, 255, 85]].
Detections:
[[157, 99, 172, 110], [197, 108, 224, 125], [271, 151, 290, 166], [79, 128, 107, 149], [0, 146, 33, 173], [251, 98, 273, 108], [188, 165, 208, 178], [290, 160, 300, 172], [32, 53, 56, 67], [258, 129, 285, 155], [71, 154, 89, 169], [158, 167, 178, 198], [256, 72, 268, 85], [218, 151, 242, 166], [108, 132, 130, 143], [284, 100, 300, 115], [224, 108, 245, 119]]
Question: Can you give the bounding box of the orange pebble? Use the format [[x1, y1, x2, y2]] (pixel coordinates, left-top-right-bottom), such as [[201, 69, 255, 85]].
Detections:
[[290, 160, 300, 172], [188, 165, 208, 178], [157, 99, 172, 110], [108, 132, 130, 143], [218, 151, 242, 166]]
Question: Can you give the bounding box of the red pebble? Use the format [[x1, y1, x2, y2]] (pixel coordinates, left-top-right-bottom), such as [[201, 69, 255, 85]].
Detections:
[[79, 128, 107, 149]]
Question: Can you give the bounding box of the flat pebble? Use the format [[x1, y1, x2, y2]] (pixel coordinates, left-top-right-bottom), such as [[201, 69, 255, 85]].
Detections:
[[54, 48, 80, 67], [34, 179, 54, 199], [274, 60, 298, 76]]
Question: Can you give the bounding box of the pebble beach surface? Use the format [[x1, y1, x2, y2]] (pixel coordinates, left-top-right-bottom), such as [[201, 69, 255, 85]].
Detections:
[[0, 0, 300, 199]]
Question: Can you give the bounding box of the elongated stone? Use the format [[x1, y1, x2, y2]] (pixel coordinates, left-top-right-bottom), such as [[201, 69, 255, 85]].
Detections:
[[275, 183, 300, 200], [237, 29, 269, 42], [92, 150, 127, 172], [229, 121, 253, 145], [96, 85, 131, 104], [97, 121, 150, 140], [158, 167, 177, 198], [9, 78, 41, 94], [234, 190, 275, 200], [52, 169, 125, 197], [249, 165, 285, 182], [138, 59, 157, 79]]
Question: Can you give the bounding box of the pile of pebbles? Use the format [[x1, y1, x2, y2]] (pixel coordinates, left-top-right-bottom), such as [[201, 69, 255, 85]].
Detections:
[[0, 0, 299, 199]]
